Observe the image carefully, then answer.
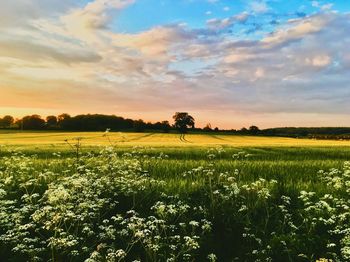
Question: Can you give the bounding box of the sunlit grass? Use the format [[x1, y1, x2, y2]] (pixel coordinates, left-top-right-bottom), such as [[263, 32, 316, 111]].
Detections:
[[1, 131, 350, 260], [1, 130, 350, 149]]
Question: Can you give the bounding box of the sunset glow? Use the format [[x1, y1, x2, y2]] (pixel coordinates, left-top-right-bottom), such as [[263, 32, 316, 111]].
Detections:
[[1, 0, 349, 128]]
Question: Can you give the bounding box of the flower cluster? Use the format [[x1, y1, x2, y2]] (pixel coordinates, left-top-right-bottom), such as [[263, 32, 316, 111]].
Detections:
[[0, 148, 212, 261], [0, 146, 350, 261]]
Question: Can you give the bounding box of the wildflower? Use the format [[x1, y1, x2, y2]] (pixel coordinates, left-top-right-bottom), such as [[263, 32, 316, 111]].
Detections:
[[115, 249, 126, 258], [46, 186, 70, 204], [207, 253, 217, 262], [184, 236, 200, 250], [189, 220, 199, 227]]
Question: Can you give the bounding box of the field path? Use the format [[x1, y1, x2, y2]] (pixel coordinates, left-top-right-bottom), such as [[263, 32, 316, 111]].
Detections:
[[206, 134, 228, 142], [179, 134, 192, 143], [125, 133, 156, 142]]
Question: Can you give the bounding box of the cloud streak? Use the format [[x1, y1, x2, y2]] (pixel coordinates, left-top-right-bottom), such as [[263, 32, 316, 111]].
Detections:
[[0, 0, 349, 128]]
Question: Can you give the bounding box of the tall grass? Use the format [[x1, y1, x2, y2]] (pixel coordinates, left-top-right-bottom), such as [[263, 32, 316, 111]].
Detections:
[[0, 143, 350, 261]]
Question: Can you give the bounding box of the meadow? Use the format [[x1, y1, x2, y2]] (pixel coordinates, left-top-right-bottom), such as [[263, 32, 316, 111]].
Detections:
[[1, 131, 350, 261], [2, 130, 350, 148]]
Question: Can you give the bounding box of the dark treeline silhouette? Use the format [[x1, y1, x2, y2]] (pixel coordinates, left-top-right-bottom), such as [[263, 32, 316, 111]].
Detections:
[[0, 114, 171, 133], [260, 127, 350, 138], [226, 127, 350, 139], [0, 115, 14, 128], [1, 114, 350, 139]]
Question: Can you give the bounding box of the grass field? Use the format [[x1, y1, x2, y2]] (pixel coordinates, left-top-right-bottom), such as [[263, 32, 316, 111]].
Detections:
[[1, 131, 350, 261], [0, 131, 350, 147], [2, 130, 350, 148]]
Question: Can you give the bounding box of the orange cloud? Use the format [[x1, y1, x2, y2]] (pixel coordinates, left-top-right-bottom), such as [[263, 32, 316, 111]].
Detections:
[[1, 1, 350, 128]]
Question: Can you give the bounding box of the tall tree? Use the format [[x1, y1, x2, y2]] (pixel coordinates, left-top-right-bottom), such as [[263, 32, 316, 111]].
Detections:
[[0, 115, 14, 128], [46, 115, 58, 128], [133, 119, 146, 132], [58, 113, 71, 123], [173, 112, 195, 134], [203, 123, 212, 132], [249, 125, 260, 135], [161, 121, 171, 133], [58, 113, 71, 129], [22, 115, 45, 130]]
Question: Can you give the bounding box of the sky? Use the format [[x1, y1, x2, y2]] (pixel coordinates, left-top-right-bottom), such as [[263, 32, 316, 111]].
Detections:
[[0, 0, 350, 129]]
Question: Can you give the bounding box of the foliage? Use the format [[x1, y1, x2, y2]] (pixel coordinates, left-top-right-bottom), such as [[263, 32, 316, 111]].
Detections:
[[46, 116, 58, 128], [0, 144, 350, 261], [0, 115, 14, 128], [3, 113, 350, 138], [19, 115, 46, 130], [173, 112, 195, 134]]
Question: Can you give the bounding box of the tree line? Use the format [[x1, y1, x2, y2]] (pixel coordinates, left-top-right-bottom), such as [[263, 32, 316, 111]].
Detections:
[[0, 112, 243, 133], [0, 114, 172, 132], [1, 113, 350, 137]]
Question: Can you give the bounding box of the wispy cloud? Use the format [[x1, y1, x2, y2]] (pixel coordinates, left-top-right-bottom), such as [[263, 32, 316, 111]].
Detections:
[[0, 0, 349, 127], [250, 1, 269, 13]]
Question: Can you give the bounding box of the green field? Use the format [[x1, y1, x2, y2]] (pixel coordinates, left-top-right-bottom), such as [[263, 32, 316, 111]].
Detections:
[[1, 131, 350, 261], [1, 130, 350, 148]]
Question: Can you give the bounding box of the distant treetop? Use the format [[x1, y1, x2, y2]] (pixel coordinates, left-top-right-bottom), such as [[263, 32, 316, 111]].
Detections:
[[173, 112, 195, 134]]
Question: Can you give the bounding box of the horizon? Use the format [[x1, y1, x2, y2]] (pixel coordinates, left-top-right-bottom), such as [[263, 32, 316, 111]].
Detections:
[[1, 0, 349, 128], [2, 112, 350, 130]]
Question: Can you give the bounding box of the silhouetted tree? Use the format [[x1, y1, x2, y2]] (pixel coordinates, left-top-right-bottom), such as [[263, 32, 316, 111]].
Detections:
[[153, 121, 171, 133], [58, 113, 71, 129], [173, 112, 195, 134], [240, 127, 248, 134], [46, 116, 58, 128], [0, 115, 14, 128], [58, 114, 71, 122], [133, 119, 146, 132], [22, 115, 45, 130], [161, 121, 171, 133], [203, 123, 212, 132], [249, 125, 260, 135], [14, 119, 23, 130], [8, 112, 350, 137]]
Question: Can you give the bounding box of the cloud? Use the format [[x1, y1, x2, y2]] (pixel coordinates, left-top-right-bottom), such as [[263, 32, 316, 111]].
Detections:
[[207, 18, 233, 29], [305, 55, 331, 67], [206, 12, 250, 30], [235, 12, 250, 22], [311, 1, 320, 8], [63, 0, 134, 30], [311, 1, 334, 11], [0, 37, 101, 64], [112, 25, 192, 58], [1, 1, 350, 127], [262, 14, 331, 47], [60, 0, 135, 44], [210, 12, 350, 115], [0, 0, 72, 28], [250, 1, 269, 13]]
